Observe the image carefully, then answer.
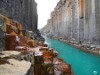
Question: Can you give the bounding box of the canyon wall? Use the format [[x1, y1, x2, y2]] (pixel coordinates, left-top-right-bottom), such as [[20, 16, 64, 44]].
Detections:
[[42, 0, 100, 46], [0, 0, 38, 32], [0, 0, 44, 50]]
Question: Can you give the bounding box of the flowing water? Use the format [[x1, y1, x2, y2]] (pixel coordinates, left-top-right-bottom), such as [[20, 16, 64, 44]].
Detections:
[[43, 36, 100, 75]]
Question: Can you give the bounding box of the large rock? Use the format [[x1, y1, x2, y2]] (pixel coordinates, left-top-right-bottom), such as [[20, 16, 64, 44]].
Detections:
[[0, 59, 31, 75], [0, 51, 34, 75], [0, 15, 6, 50]]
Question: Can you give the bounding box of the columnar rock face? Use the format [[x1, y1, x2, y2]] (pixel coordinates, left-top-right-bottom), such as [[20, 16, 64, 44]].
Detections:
[[0, 0, 38, 32], [42, 0, 100, 46], [0, 0, 44, 50]]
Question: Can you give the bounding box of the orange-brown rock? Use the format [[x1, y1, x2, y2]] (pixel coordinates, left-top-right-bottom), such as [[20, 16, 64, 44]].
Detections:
[[5, 34, 28, 50], [28, 40, 34, 47], [43, 51, 51, 57], [5, 34, 20, 50], [6, 21, 23, 36], [11, 21, 22, 30], [43, 51, 52, 64], [39, 47, 48, 52], [54, 57, 71, 75], [6, 24, 17, 35], [44, 56, 53, 65], [19, 35, 27, 46], [65, 66, 71, 74]]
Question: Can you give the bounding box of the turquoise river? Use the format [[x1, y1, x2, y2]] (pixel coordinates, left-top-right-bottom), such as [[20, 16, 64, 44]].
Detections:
[[43, 36, 100, 75]]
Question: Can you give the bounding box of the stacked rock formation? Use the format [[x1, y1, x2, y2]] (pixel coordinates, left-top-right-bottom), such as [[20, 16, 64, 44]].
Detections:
[[41, 0, 100, 47], [34, 42, 71, 75]]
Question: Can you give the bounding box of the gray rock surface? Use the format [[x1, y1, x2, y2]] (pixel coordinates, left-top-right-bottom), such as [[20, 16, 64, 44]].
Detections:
[[0, 0, 38, 32], [0, 51, 34, 75], [0, 16, 5, 50], [0, 59, 31, 75]]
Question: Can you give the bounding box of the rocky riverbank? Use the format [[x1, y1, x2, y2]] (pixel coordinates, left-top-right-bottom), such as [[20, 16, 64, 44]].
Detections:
[[46, 35, 100, 55]]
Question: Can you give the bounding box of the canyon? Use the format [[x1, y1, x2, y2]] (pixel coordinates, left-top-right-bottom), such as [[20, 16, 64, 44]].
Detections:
[[41, 0, 100, 54], [0, 0, 72, 75], [0, 0, 100, 75]]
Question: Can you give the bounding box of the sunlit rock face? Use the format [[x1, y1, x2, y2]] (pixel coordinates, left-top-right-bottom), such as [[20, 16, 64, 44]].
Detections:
[[41, 0, 100, 45], [0, 0, 38, 32]]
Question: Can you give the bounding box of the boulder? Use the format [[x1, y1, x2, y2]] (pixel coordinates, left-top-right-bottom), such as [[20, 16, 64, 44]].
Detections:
[[0, 51, 34, 75]]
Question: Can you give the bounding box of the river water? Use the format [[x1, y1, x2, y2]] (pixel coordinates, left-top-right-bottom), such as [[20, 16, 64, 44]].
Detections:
[[43, 36, 100, 75]]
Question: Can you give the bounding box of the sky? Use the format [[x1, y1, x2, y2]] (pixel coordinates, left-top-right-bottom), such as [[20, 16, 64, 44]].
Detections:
[[35, 0, 60, 29]]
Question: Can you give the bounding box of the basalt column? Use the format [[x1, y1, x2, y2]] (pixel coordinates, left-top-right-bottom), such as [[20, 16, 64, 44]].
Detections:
[[0, 0, 38, 32], [41, 0, 100, 46], [79, 0, 84, 43], [95, 0, 100, 45]]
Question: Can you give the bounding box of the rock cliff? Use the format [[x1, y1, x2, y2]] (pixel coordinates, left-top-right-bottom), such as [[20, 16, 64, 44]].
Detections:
[[0, 0, 44, 50], [41, 0, 100, 49], [0, 0, 38, 32]]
